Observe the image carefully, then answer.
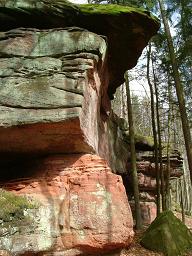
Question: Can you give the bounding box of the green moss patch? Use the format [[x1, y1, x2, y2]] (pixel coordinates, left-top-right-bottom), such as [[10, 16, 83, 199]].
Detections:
[[123, 132, 154, 151], [141, 211, 192, 256], [79, 3, 159, 24], [0, 189, 37, 228], [80, 4, 145, 15]]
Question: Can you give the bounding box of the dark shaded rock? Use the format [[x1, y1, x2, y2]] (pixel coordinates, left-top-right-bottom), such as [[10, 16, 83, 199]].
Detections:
[[141, 211, 192, 256], [124, 134, 154, 151], [137, 173, 157, 191]]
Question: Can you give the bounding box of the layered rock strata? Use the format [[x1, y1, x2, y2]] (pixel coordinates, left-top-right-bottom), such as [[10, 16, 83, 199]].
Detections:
[[0, 154, 134, 255], [129, 151, 184, 225], [0, 0, 159, 255], [0, 0, 160, 98]]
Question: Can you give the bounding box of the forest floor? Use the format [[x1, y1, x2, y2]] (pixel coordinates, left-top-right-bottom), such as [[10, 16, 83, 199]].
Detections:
[[121, 211, 192, 256]]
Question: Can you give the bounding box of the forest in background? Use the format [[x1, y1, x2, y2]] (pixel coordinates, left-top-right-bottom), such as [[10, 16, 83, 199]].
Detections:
[[87, 0, 192, 227]]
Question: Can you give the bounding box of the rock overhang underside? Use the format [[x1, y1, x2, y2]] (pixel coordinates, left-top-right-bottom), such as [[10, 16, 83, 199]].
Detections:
[[0, 0, 160, 98]]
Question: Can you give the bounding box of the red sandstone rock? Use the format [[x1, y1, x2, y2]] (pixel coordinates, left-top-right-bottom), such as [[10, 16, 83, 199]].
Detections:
[[139, 192, 156, 202], [140, 202, 156, 225], [130, 197, 156, 226], [1, 154, 134, 255], [0, 3, 160, 255], [137, 173, 157, 191], [130, 201, 156, 226], [133, 161, 183, 178], [129, 153, 183, 225], [0, 27, 129, 175]]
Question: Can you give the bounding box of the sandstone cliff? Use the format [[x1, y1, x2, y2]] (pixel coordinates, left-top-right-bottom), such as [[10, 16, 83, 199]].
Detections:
[[0, 1, 159, 255]]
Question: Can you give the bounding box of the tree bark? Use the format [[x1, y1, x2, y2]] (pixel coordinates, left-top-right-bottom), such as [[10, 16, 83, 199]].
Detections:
[[158, 0, 192, 184], [147, 45, 161, 215], [125, 71, 142, 230], [152, 54, 166, 211], [165, 77, 171, 210], [180, 179, 186, 224]]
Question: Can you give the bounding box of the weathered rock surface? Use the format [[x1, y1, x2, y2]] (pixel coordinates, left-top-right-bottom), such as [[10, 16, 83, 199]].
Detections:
[[141, 211, 192, 256], [0, 154, 134, 255], [0, 1, 160, 255], [0, 27, 130, 174], [137, 173, 157, 191], [0, 0, 160, 98], [0, 1, 160, 172], [0, 27, 107, 155], [130, 201, 157, 225], [135, 151, 183, 178], [126, 151, 184, 225]]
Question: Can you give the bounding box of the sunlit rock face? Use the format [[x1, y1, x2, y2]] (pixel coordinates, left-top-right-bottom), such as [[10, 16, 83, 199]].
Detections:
[[0, 27, 129, 174], [0, 154, 134, 255], [0, 0, 160, 255], [0, 27, 108, 155], [0, 27, 133, 255]]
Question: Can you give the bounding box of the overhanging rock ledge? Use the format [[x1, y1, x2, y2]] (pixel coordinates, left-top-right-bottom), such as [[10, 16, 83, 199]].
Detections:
[[0, 1, 159, 255]]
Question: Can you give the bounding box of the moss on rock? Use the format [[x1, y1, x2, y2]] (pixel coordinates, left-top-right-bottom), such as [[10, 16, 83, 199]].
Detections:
[[79, 3, 158, 23], [123, 132, 154, 151], [0, 189, 37, 227], [141, 211, 192, 256]]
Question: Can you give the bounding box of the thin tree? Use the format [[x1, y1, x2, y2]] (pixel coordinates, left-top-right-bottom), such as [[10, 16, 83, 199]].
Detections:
[[164, 75, 172, 210], [153, 61, 166, 211], [180, 178, 186, 224], [125, 71, 142, 229], [147, 44, 161, 215]]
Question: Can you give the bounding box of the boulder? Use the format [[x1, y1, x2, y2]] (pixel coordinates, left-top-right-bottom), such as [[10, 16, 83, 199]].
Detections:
[[0, 1, 160, 173], [0, 154, 134, 255], [141, 210, 192, 256]]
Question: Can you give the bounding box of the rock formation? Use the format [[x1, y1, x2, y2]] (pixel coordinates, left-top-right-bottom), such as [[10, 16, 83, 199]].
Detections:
[[0, 0, 159, 255], [128, 150, 184, 225], [141, 210, 192, 256], [0, 154, 134, 255]]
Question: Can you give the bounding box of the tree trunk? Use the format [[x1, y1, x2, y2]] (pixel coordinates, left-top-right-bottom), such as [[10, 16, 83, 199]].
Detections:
[[147, 46, 161, 215], [152, 56, 166, 211], [165, 75, 172, 210], [180, 179, 186, 224], [125, 71, 142, 230], [158, 0, 192, 184]]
